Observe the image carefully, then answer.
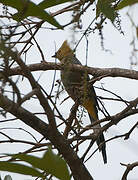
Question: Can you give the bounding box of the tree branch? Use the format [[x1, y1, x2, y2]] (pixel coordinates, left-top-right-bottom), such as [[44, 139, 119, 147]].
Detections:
[[121, 162, 138, 180], [6, 62, 138, 80], [0, 93, 94, 180], [102, 97, 138, 132]]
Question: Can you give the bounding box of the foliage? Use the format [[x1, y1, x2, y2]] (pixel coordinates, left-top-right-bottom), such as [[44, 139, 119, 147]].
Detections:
[[0, 175, 12, 180], [0, 148, 70, 180], [0, 0, 63, 29], [0, 0, 137, 180], [1, 0, 137, 26], [96, 0, 118, 22], [116, 0, 138, 10], [4, 175, 12, 180], [38, 0, 73, 9]]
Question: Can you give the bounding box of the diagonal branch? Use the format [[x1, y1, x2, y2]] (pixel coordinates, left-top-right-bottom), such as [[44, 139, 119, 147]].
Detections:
[[0, 93, 94, 180], [102, 97, 138, 132]]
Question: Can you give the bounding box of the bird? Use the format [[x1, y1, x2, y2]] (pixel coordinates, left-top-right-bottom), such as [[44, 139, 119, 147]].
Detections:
[[52, 40, 107, 164]]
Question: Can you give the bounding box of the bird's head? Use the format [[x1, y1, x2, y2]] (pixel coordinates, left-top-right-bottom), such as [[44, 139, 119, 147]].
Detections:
[[52, 40, 74, 61]]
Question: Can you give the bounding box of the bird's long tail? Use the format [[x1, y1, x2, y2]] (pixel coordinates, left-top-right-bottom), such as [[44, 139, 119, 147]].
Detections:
[[88, 114, 107, 164], [83, 99, 107, 163]]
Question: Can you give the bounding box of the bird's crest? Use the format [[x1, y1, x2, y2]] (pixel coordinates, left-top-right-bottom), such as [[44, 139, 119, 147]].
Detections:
[[54, 40, 74, 61]]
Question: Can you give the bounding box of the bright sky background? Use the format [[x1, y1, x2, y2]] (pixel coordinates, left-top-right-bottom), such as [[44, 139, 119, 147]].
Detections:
[[0, 1, 138, 180]]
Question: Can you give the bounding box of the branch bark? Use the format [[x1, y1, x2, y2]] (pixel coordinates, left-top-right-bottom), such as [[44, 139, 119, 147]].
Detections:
[[0, 93, 93, 180], [121, 162, 138, 180], [0, 47, 94, 179], [6, 62, 138, 80]]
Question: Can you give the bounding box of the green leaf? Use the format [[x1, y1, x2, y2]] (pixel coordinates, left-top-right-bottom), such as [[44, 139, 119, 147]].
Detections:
[[1, 0, 63, 29], [42, 148, 70, 180], [136, 27, 138, 39], [116, 0, 138, 10], [0, 161, 44, 178], [11, 153, 45, 170], [96, 0, 117, 22], [4, 175, 12, 180], [11, 149, 70, 180], [39, 0, 73, 9]]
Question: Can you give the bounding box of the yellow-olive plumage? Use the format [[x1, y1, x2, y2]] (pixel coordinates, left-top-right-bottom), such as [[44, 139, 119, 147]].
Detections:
[[53, 40, 107, 163]]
